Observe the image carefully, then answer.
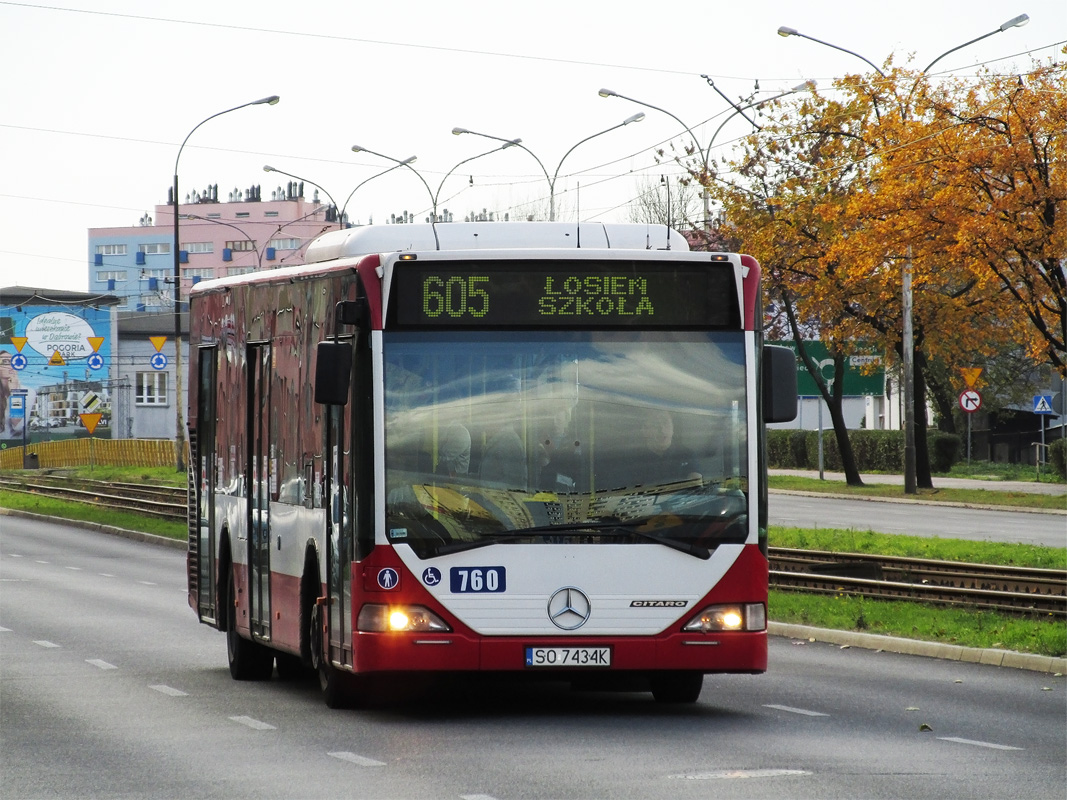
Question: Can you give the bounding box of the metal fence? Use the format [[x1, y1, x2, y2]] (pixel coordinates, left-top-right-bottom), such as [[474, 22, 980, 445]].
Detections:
[[0, 439, 178, 470]]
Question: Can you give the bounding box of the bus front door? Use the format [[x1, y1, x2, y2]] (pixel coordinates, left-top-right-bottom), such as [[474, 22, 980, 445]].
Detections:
[[325, 404, 353, 668], [248, 342, 272, 642]]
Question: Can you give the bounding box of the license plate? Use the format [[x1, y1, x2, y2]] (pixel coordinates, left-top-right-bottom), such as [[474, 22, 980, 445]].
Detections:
[[525, 646, 611, 668]]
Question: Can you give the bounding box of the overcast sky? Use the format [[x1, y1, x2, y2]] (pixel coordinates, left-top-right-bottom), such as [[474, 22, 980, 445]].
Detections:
[[1, 0, 1063, 292]]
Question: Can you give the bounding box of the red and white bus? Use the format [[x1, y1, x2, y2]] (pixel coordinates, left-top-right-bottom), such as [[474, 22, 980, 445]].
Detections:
[[186, 222, 797, 706]]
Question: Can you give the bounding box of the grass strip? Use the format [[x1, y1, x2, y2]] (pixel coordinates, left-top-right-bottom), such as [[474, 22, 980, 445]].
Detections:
[[770, 590, 1065, 658], [770, 526, 1066, 570], [0, 490, 186, 540], [769, 474, 1066, 511]]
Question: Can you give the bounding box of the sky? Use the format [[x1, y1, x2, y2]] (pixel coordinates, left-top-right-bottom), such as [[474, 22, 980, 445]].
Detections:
[[1, 0, 1063, 292]]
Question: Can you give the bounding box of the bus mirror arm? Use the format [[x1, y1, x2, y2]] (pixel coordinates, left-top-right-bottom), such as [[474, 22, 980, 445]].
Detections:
[[337, 298, 367, 327], [314, 341, 353, 406]]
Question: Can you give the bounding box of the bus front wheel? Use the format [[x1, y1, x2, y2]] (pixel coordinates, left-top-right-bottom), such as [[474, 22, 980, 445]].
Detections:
[[650, 671, 704, 704]]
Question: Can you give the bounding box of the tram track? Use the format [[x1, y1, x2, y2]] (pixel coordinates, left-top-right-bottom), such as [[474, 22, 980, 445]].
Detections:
[[0, 474, 187, 521], [770, 547, 1066, 617], [1, 477, 1063, 616]]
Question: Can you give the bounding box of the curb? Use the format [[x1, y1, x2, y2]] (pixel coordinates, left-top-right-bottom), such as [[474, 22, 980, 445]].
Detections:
[[0, 507, 186, 550], [769, 622, 1066, 675], [4, 508, 1063, 675]]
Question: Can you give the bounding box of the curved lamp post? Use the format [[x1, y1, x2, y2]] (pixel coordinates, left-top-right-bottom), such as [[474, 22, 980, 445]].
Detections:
[[600, 85, 810, 229], [351, 145, 438, 246], [775, 13, 1029, 494], [172, 94, 279, 471], [262, 165, 341, 225], [453, 113, 645, 222], [434, 141, 522, 219], [180, 213, 262, 270]]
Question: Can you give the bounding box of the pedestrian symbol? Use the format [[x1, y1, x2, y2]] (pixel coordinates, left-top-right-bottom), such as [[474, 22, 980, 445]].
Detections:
[[1033, 395, 1054, 415]]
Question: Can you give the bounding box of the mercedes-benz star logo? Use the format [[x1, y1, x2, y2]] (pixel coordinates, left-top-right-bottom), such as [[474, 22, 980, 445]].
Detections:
[[547, 587, 592, 630]]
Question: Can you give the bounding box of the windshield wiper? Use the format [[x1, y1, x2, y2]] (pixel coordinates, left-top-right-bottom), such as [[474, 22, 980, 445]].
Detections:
[[486, 521, 711, 560]]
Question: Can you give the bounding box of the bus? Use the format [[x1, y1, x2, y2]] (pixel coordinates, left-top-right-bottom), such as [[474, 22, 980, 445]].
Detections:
[[186, 221, 797, 707]]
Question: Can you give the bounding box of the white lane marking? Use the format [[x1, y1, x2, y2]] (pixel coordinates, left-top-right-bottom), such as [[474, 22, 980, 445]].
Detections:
[[763, 704, 829, 717], [671, 769, 812, 780], [460, 795, 501, 800], [99, 573, 115, 577], [938, 737, 1023, 751], [0, 626, 11, 632], [33, 640, 60, 648], [229, 715, 276, 730], [87, 659, 118, 670], [9, 554, 23, 557], [138, 581, 157, 586], [66, 566, 83, 571], [150, 685, 189, 697], [34, 560, 49, 564], [328, 751, 386, 767]]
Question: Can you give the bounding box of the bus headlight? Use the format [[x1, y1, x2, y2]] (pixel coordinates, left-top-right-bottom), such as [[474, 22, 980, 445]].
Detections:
[[357, 604, 452, 633], [682, 603, 766, 632]]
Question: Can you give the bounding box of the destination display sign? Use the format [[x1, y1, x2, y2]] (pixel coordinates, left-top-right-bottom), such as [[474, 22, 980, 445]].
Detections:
[[391, 260, 738, 328]]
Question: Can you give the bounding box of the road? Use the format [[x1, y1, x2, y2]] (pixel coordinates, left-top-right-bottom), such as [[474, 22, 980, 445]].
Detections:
[[769, 493, 1066, 547], [2, 516, 1064, 799]]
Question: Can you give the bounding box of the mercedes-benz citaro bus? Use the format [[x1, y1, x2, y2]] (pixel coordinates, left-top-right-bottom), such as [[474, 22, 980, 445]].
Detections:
[[186, 222, 797, 707]]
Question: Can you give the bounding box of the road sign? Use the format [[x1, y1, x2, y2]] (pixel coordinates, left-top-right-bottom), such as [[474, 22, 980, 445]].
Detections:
[[959, 389, 982, 414], [87, 353, 104, 370], [150, 352, 168, 371], [10, 353, 27, 371], [80, 413, 102, 435], [1033, 395, 1054, 415], [960, 367, 983, 389]]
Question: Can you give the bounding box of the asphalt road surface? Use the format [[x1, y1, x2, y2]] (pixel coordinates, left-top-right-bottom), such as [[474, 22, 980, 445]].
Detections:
[[2, 516, 1064, 800]]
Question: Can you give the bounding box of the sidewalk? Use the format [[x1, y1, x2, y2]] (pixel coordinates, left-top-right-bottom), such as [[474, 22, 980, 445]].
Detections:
[[770, 469, 1067, 497]]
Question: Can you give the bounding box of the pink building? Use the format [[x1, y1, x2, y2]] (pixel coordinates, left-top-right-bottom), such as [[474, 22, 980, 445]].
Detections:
[[88, 181, 343, 310]]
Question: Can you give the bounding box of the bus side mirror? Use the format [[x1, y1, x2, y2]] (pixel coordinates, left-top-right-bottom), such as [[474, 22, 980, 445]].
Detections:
[[762, 345, 798, 423], [315, 341, 352, 406]]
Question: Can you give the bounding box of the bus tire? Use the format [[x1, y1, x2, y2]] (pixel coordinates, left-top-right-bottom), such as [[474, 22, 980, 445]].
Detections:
[[225, 574, 274, 681], [650, 671, 704, 704], [309, 601, 351, 708]]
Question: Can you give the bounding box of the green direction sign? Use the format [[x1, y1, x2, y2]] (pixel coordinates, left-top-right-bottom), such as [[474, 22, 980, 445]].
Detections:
[[774, 340, 885, 397]]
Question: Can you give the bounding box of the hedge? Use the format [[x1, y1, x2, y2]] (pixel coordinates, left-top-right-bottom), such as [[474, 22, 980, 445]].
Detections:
[[767, 429, 961, 473]]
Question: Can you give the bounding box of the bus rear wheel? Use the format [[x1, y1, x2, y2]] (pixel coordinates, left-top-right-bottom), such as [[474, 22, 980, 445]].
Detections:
[[650, 671, 704, 704], [225, 575, 274, 681]]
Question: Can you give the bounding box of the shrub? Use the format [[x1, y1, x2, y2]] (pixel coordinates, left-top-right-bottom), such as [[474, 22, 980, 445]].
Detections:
[[1049, 438, 1067, 480], [928, 432, 961, 473]]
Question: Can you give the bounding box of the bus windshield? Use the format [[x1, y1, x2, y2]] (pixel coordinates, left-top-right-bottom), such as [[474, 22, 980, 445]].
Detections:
[[383, 330, 748, 558]]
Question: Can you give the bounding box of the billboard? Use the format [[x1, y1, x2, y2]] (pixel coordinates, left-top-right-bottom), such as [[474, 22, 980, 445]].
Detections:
[[0, 306, 113, 447], [776, 340, 885, 397]]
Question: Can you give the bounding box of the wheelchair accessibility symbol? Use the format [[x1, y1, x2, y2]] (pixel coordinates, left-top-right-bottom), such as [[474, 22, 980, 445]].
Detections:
[[422, 567, 442, 587]]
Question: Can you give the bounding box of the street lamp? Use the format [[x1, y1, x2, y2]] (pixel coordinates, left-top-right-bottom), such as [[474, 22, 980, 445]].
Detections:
[[351, 145, 438, 246], [180, 213, 262, 270], [172, 94, 279, 472], [776, 14, 1030, 494], [453, 114, 645, 222], [262, 165, 341, 225], [434, 141, 521, 218], [600, 86, 811, 229]]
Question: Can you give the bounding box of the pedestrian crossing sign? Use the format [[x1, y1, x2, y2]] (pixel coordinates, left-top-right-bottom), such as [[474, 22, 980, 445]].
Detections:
[[1033, 395, 1054, 415]]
